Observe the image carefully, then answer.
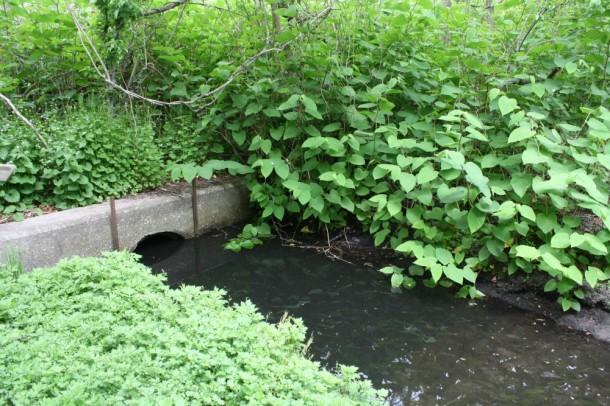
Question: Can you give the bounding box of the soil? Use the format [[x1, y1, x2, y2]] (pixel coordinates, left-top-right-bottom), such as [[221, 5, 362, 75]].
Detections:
[[0, 205, 57, 224]]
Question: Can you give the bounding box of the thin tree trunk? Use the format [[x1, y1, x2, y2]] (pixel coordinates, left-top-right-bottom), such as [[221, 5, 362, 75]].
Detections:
[[486, 0, 495, 29]]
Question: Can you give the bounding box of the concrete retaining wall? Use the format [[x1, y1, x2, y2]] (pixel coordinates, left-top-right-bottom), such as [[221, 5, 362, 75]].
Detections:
[[0, 181, 250, 271]]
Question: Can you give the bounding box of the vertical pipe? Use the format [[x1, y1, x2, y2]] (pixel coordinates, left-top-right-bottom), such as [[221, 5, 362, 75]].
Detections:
[[191, 179, 199, 237], [110, 197, 120, 250]]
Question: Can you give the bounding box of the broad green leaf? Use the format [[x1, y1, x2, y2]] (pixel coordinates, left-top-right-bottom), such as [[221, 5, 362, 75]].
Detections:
[[440, 150, 465, 170], [508, 125, 534, 144], [302, 137, 325, 149], [541, 252, 563, 271], [467, 208, 486, 233], [387, 196, 403, 217], [544, 279, 557, 292], [395, 240, 424, 257], [585, 268, 598, 288], [522, 147, 550, 164], [563, 266, 583, 285], [245, 102, 262, 116], [570, 233, 608, 255], [558, 123, 580, 132], [532, 175, 568, 195], [435, 248, 454, 265], [278, 94, 300, 110], [391, 273, 404, 288], [379, 265, 400, 275], [443, 264, 463, 284], [437, 183, 467, 203], [510, 173, 532, 197], [323, 122, 342, 132], [551, 232, 570, 248], [300, 95, 323, 119], [514, 245, 539, 261], [260, 160, 274, 178], [463, 162, 490, 197], [182, 165, 198, 183], [430, 263, 443, 283], [498, 96, 518, 116], [274, 159, 289, 179], [416, 165, 438, 184], [537, 212, 557, 234], [397, 173, 416, 193], [517, 204, 536, 221], [597, 154, 610, 171], [494, 201, 517, 221]]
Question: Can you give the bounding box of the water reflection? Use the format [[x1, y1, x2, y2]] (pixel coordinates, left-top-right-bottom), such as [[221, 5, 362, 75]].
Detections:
[[138, 234, 610, 404]]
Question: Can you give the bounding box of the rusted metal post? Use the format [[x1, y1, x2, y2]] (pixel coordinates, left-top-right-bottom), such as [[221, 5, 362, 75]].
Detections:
[[191, 179, 199, 237], [109, 197, 120, 250]]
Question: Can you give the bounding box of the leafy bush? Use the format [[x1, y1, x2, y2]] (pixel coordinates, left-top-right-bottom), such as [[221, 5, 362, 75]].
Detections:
[[0, 252, 385, 404], [3, 0, 610, 311], [42, 110, 165, 208], [0, 121, 45, 215], [156, 114, 227, 165], [167, 1, 610, 311], [0, 109, 165, 213]]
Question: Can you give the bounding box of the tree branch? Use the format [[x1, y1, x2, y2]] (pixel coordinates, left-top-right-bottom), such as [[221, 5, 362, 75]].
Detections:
[[143, 1, 188, 17], [0, 92, 49, 148], [68, 4, 333, 107], [498, 66, 561, 89], [142, 0, 237, 17]]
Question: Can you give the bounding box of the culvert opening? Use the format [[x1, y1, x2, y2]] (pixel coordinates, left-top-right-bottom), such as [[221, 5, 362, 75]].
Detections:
[[134, 232, 185, 265]]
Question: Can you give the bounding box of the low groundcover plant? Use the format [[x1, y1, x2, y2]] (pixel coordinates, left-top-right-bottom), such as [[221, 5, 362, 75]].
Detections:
[[0, 252, 385, 405]]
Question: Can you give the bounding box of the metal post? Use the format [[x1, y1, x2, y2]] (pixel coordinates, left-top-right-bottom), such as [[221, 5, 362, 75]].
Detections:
[[191, 179, 199, 237], [109, 197, 120, 250]]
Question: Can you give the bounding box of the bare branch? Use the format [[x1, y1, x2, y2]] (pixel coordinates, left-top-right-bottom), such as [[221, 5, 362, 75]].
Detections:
[[142, 0, 238, 17], [68, 4, 334, 108], [143, 1, 188, 17], [498, 67, 561, 89], [0, 92, 49, 148]]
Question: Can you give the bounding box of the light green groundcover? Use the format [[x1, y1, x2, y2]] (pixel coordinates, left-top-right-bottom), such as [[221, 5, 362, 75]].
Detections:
[[0, 252, 385, 405]]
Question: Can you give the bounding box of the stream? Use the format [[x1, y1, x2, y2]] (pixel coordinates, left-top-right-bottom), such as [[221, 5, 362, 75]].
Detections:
[[137, 233, 610, 405]]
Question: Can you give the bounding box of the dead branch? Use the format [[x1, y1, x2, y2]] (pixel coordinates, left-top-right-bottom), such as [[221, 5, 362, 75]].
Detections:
[[278, 227, 355, 265], [142, 1, 236, 17], [143, 1, 188, 16], [0, 92, 49, 148]]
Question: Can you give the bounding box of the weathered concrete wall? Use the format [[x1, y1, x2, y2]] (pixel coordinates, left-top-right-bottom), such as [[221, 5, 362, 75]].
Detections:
[[0, 181, 250, 271]]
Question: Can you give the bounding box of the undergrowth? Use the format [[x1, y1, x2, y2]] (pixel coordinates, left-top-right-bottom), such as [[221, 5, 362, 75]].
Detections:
[[0, 253, 385, 404]]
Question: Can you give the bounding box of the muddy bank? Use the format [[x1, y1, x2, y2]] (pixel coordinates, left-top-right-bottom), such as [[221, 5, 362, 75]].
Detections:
[[476, 275, 610, 343]]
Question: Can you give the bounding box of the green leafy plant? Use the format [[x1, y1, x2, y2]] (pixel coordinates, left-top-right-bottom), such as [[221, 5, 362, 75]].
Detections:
[[225, 223, 273, 252], [167, 0, 610, 311], [4, 0, 610, 312], [1, 108, 165, 213], [0, 252, 385, 404]]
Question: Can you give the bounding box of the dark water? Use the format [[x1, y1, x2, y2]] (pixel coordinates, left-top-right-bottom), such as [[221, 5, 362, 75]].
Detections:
[[137, 233, 610, 405]]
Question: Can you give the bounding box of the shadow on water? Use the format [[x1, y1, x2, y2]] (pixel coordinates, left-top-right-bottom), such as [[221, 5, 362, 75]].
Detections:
[[137, 233, 610, 405]]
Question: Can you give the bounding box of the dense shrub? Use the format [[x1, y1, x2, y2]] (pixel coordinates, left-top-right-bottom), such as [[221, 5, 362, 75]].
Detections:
[[0, 122, 45, 215], [156, 114, 225, 165], [168, 1, 610, 311], [0, 109, 165, 213], [42, 110, 165, 208], [3, 0, 610, 311], [0, 253, 384, 405]]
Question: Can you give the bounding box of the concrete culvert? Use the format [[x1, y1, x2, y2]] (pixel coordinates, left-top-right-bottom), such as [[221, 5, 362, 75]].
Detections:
[[134, 232, 185, 265]]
